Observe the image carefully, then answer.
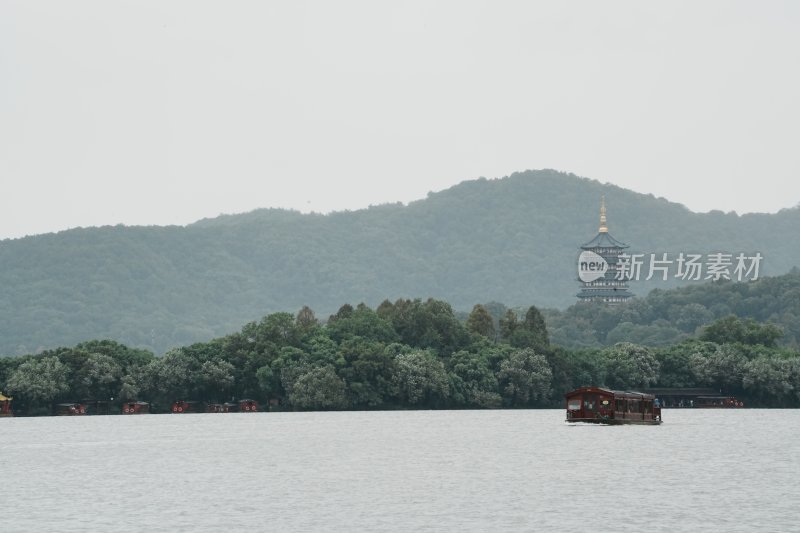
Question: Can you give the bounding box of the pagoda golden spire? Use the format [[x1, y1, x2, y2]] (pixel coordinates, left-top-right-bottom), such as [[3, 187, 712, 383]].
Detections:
[[599, 195, 608, 233]]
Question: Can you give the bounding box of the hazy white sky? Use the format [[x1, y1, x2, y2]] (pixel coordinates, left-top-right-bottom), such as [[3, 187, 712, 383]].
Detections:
[[2, 1, 798, 239]]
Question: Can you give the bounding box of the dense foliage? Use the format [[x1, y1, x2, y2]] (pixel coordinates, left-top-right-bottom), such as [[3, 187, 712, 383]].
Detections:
[[1, 169, 798, 354], [544, 269, 800, 349], [3, 300, 799, 415]]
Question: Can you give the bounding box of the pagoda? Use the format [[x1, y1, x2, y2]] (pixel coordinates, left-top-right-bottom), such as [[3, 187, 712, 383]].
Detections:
[[577, 197, 633, 304]]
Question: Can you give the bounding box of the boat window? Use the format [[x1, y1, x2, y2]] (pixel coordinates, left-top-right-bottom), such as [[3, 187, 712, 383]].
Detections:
[[567, 399, 581, 410], [583, 397, 596, 411], [600, 399, 610, 408]]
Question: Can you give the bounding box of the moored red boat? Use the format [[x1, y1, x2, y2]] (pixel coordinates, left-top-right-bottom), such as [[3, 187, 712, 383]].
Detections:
[[565, 386, 662, 425], [220, 400, 259, 412], [55, 402, 87, 416], [694, 396, 744, 408], [0, 392, 12, 417], [170, 400, 202, 414], [121, 401, 150, 414], [206, 403, 225, 413], [238, 399, 258, 412]]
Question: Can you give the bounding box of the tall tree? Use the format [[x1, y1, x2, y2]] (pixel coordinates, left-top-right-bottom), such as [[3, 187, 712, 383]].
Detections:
[[295, 305, 319, 332], [338, 338, 396, 408], [199, 360, 235, 401], [699, 315, 783, 347], [467, 304, 496, 339], [391, 351, 450, 407], [602, 342, 660, 390], [6, 356, 69, 411], [328, 304, 354, 323], [690, 343, 748, 393], [325, 306, 398, 344], [509, 306, 550, 350], [78, 352, 123, 400], [288, 366, 349, 410], [499, 309, 519, 341], [447, 350, 501, 408], [496, 348, 553, 407], [118, 374, 140, 401]]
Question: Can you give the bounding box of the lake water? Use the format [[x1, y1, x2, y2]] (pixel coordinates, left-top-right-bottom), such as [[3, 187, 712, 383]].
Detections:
[[3, 409, 798, 532]]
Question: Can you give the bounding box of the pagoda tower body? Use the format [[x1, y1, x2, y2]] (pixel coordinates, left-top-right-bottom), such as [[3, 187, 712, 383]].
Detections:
[[577, 198, 633, 304]]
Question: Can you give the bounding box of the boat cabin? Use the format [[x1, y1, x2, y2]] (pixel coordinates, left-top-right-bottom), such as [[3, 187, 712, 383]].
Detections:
[[239, 399, 258, 412], [55, 403, 87, 416], [695, 396, 744, 408], [206, 403, 225, 413], [171, 400, 202, 414], [122, 401, 150, 414], [565, 387, 662, 425], [643, 388, 732, 408], [223, 399, 259, 412], [82, 400, 111, 415]]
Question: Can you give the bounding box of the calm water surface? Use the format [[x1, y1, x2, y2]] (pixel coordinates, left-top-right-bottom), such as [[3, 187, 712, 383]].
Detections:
[[3, 410, 799, 532]]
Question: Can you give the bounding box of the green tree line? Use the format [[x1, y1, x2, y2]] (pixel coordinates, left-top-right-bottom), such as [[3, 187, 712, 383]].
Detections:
[[2, 300, 799, 415]]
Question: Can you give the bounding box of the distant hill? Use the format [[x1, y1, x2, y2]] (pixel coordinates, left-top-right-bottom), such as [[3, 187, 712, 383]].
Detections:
[[1, 169, 798, 355]]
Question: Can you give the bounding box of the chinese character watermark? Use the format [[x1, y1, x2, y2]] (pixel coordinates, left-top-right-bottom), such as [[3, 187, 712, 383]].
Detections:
[[612, 252, 763, 282]]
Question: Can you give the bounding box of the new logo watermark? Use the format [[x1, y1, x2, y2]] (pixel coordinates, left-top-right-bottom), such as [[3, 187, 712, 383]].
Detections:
[[577, 251, 764, 282], [578, 251, 608, 282]]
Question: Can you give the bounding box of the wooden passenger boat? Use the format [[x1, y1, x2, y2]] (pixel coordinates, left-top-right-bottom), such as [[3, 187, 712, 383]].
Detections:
[[239, 399, 258, 412], [170, 400, 202, 414], [82, 399, 111, 415], [121, 401, 150, 414], [55, 403, 87, 416], [694, 396, 744, 408], [206, 403, 225, 413], [222, 399, 259, 412], [0, 392, 12, 417], [642, 388, 743, 408], [565, 386, 662, 425]]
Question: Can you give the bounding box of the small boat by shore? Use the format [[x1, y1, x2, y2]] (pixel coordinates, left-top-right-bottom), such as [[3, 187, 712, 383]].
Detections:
[[695, 396, 744, 408], [642, 388, 744, 408], [222, 399, 259, 412], [55, 402, 87, 416], [122, 401, 150, 414], [171, 399, 259, 413], [239, 399, 258, 412], [0, 392, 12, 417], [171, 400, 203, 414], [565, 386, 662, 425]]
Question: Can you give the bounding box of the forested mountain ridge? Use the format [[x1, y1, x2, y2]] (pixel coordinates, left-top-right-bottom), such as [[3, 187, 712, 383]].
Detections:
[[1, 169, 798, 355]]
